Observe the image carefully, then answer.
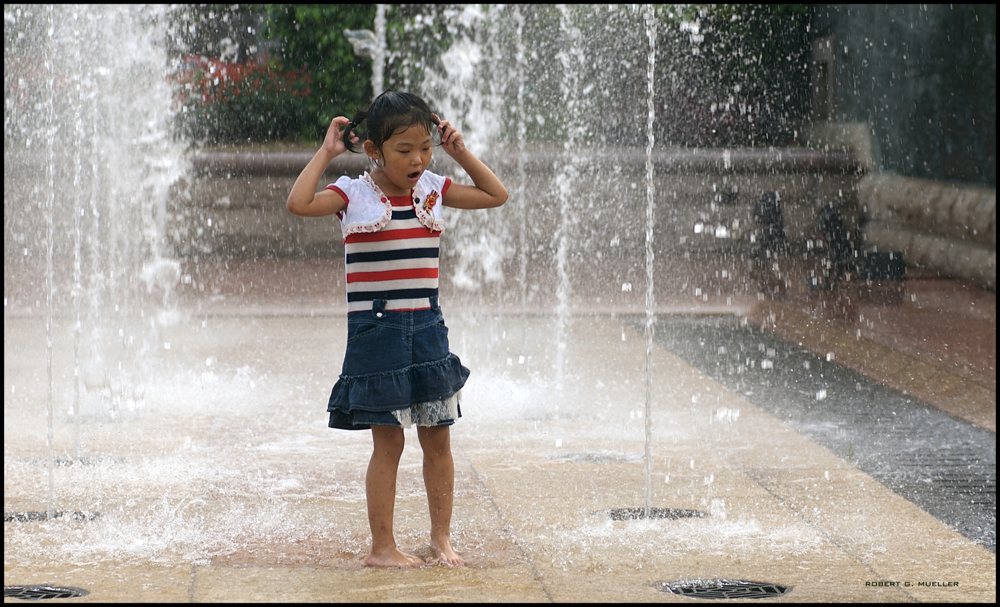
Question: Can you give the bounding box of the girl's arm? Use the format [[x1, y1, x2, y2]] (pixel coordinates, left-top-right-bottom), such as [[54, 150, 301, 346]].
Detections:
[[434, 115, 508, 210], [286, 116, 354, 217]]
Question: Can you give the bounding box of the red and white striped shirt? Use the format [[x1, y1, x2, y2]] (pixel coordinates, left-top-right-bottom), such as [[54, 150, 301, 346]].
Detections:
[[326, 172, 451, 313]]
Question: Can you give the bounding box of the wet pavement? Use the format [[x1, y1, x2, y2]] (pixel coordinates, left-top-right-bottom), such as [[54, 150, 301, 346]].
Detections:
[[3, 257, 995, 603], [643, 315, 995, 552]]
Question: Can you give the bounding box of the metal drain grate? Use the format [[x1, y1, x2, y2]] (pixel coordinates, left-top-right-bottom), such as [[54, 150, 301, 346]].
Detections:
[[608, 507, 707, 520], [4, 585, 89, 600], [656, 579, 790, 599], [4, 511, 100, 523]]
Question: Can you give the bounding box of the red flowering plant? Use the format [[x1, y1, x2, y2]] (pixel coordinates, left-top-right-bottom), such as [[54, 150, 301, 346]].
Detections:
[[172, 54, 313, 144]]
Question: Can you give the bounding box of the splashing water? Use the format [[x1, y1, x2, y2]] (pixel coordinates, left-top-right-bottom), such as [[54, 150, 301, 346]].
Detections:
[[642, 3, 658, 519], [5, 4, 188, 516]]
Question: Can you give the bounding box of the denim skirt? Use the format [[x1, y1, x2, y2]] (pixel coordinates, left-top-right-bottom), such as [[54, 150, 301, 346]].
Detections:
[[327, 297, 470, 430]]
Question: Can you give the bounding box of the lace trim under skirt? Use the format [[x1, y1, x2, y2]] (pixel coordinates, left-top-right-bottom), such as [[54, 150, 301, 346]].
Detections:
[[392, 391, 461, 428]]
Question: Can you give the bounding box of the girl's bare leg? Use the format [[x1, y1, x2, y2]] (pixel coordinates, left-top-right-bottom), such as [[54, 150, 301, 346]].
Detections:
[[417, 425, 465, 566], [364, 425, 424, 568]]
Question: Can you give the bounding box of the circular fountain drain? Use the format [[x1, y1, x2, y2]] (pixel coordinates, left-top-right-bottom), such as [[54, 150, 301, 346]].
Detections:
[[4, 585, 89, 600], [656, 579, 790, 599], [4, 511, 100, 523], [608, 507, 707, 520]]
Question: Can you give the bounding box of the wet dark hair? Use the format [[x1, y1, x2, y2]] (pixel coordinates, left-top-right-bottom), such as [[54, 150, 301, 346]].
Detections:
[[342, 91, 439, 154]]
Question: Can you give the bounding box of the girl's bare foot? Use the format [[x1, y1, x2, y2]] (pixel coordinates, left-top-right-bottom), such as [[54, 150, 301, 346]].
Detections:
[[427, 538, 465, 567], [364, 547, 425, 568]]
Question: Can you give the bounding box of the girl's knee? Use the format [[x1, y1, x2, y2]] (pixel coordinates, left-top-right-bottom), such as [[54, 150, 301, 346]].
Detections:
[[417, 425, 452, 458], [372, 425, 405, 456]]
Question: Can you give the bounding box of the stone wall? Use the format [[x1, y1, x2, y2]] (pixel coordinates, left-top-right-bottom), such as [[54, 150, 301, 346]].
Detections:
[[176, 145, 864, 270]]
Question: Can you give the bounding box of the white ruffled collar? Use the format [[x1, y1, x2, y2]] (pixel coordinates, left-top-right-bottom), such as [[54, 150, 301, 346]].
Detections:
[[345, 171, 444, 235]]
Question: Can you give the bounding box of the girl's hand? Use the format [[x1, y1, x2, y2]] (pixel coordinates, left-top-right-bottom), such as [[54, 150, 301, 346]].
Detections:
[[322, 116, 357, 157], [432, 113, 466, 157]]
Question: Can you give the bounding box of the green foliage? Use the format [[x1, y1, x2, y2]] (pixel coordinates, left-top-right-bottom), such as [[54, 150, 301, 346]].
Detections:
[[167, 4, 814, 147], [382, 5, 460, 93], [168, 4, 375, 144], [263, 5, 375, 141], [173, 56, 313, 143]]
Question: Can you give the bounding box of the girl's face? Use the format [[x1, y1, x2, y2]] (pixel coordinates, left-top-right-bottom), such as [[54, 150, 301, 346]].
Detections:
[[368, 123, 434, 195]]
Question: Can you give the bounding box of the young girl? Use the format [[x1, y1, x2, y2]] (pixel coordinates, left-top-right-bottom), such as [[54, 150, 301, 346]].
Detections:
[[286, 91, 507, 568]]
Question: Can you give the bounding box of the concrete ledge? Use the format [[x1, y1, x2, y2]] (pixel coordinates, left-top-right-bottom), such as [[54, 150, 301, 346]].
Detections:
[[859, 174, 996, 246], [190, 144, 862, 177], [864, 222, 996, 290], [857, 173, 996, 289]]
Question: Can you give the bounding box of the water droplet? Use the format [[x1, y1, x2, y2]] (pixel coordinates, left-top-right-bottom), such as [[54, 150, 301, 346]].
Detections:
[[709, 498, 727, 519], [713, 407, 741, 423]]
